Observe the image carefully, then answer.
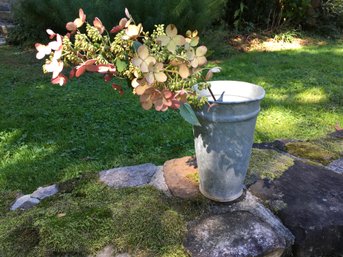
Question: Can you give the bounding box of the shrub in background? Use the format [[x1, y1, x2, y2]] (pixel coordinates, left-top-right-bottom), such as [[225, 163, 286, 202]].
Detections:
[[8, 0, 227, 46]]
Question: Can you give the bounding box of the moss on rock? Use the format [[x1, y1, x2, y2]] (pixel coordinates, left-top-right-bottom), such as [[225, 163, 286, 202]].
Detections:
[[285, 141, 340, 165], [246, 148, 294, 185]]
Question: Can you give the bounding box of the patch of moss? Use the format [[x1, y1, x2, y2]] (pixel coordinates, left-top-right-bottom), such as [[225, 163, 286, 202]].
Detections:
[[286, 141, 339, 165], [0, 178, 205, 257], [314, 138, 343, 156], [186, 172, 200, 184], [246, 148, 294, 185]]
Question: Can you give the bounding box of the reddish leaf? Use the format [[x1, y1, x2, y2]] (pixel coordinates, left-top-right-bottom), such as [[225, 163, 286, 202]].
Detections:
[[69, 68, 76, 79], [75, 65, 86, 77], [112, 84, 124, 95]]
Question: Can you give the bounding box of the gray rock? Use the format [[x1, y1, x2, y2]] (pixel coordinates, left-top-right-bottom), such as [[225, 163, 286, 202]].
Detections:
[[99, 163, 157, 188], [184, 192, 294, 257], [88, 245, 130, 257], [327, 158, 343, 174], [10, 194, 40, 211], [31, 184, 58, 200], [149, 166, 171, 196], [249, 160, 343, 257]]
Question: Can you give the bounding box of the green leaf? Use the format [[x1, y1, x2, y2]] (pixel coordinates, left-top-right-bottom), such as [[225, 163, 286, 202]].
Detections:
[[116, 59, 127, 72], [179, 103, 201, 126]]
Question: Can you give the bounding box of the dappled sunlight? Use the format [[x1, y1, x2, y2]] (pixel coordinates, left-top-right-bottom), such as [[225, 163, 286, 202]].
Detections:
[[255, 107, 304, 141], [294, 87, 328, 104]]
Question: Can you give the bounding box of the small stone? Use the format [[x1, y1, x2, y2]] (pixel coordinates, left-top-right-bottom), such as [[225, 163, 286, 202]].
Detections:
[[149, 166, 171, 196], [88, 245, 130, 257], [163, 156, 201, 199], [10, 195, 40, 211], [185, 192, 294, 257], [327, 158, 343, 174], [31, 184, 58, 200], [99, 163, 157, 188]]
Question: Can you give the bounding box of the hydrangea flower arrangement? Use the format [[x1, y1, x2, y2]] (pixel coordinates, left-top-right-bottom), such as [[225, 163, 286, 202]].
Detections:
[[35, 8, 220, 121]]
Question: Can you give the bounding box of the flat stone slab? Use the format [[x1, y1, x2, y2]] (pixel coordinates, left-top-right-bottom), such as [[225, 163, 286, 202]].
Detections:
[[149, 166, 171, 196], [10, 194, 40, 211], [184, 192, 294, 257], [328, 158, 343, 174], [99, 163, 157, 188], [31, 184, 58, 200], [163, 156, 201, 199], [249, 160, 343, 257]]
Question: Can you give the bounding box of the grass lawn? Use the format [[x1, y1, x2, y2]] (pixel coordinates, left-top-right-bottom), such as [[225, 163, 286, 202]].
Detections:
[[0, 38, 342, 256]]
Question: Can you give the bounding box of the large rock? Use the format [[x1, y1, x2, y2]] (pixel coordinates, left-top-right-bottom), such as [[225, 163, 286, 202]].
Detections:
[[249, 160, 343, 257], [31, 184, 58, 200], [163, 156, 201, 199], [184, 192, 294, 257], [328, 158, 343, 174], [10, 195, 40, 211], [99, 163, 157, 188]]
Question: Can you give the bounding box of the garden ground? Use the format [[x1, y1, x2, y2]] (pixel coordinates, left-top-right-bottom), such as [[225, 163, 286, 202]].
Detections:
[[0, 36, 342, 256]]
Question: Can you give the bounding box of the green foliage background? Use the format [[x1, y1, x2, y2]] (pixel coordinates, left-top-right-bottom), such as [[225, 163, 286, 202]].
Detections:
[[8, 0, 227, 45]]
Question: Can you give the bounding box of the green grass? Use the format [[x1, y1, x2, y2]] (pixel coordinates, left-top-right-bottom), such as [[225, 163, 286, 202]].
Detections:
[[0, 39, 343, 256]]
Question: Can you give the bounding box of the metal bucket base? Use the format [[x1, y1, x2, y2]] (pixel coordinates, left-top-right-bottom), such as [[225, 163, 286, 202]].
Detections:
[[199, 185, 243, 202]]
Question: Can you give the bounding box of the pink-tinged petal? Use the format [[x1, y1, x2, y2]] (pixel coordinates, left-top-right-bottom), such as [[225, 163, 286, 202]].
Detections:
[[173, 35, 186, 46], [51, 74, 68, 86], [53, 46, 62, 60], [93, 17, 105, 34], [84, 59, 97, 66], [110, 25, 122, 34], [196, 46, 207, 56], [79, 8, 86, 22], [145, 56, 156, 66], [125, 8, 131, 19], [137, 45, 149, 59], [205, 70, 213, 81], [154, 62, 164, 71], [131, 78, 140, 88], [112, 84, 124, 95], [171, 99, 181, 109], [156, 35, 169, 46], [36, 51, 46, 60], [52, 61, 64, 79], [48, 41, 60, 51], [69, 69, 76, 79], [135, 85, 151, 95], [141, 100, 153, 110], [166, 24, 177, 37], [190, 58, 199, 68], [66, 22, 77, 32], [179, 64, 190, 79], [74, 18, 84, 28], [75, 66, 86, 77], [167, 40, 177, 53], [145, 72, 155, 84], [154, 72, 167, 82], [162, 89, 173, 99], [119, 18, 128, 27], [197, 56, 207, 66], [46, 29, 56, 39], [163, 97, 172, 107], [140, 62, 149, 73], [132, 57, 143, 68]]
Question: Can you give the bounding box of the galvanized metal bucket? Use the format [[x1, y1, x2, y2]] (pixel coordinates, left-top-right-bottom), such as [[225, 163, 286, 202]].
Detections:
[[193, 80, 265, 202]]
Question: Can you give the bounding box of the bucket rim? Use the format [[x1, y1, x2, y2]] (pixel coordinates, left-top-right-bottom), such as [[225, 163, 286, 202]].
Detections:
[[195, 80, 266, 104]]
